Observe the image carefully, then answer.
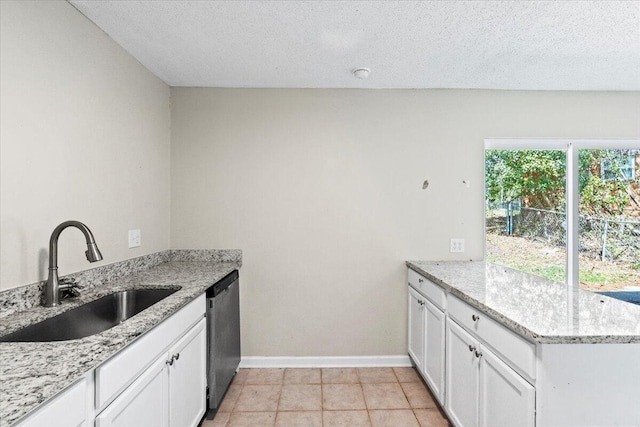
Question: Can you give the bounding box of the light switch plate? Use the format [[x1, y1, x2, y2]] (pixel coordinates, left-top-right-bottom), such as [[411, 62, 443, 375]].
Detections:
[[128, 229, 141, 248], [450, 238, 465, 253]]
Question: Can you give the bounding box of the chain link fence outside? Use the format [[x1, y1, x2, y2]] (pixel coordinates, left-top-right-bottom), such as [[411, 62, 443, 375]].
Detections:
[[487, 204, 640, 265]]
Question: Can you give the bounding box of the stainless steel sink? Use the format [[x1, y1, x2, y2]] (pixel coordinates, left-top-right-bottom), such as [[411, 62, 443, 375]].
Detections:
[[0, 288, 180, 342]]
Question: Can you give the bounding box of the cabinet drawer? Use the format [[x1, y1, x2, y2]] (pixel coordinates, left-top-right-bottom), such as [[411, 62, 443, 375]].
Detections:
[[95, 294, 205, 412], [16, 377, 87, 427], [408, 269, 446, 310], [447, 294, 536, 381], [96, 356, 169, 427]]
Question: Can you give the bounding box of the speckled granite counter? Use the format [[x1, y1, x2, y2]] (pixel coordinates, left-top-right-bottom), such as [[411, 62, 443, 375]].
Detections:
[[0, 250, 241, 427], [407, 260, 640, 344]]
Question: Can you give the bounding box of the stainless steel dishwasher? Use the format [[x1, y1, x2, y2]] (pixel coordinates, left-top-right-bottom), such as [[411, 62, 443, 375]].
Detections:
[[206, 269, 241, 416]]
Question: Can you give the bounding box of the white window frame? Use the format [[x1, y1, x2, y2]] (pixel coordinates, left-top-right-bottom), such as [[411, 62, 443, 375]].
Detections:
[[601, 153, 636, 181], [484, 139, 640, 293]]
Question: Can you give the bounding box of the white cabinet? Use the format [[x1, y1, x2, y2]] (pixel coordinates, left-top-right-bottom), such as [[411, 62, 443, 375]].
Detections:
[[168, 318, 207, 427], [423, 298, 445, 404], [408, 265, 640, 427], [95, 295, 206, 411], [408, 282, 446, 404], [408, 286, 426, 373], [408, 268, 535, 427], [447, 294, 535, 382], [445, 318, 534, 427], [96, 318, 206, 427], [479, 343, 535, 427], [446, 319, 479, 427], [95, 357, 169, 427], [16, 377, 89, 427], [95, 318, 206, 427]]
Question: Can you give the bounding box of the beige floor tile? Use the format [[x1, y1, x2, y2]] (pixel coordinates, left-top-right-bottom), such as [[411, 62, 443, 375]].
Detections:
[[322, 410, 372, 427], [274, 411, 322, 427], [363, 383, 410, 409], [232, 369, 249, 385], [283, 368, 321, 384], [401, 382, 437, 409], [322, 384, 367, 410], [202, 411, 230, 426], [414, 408, 451, 427], [369, 409, 420, 427], [227, 412, 276, 427], [393, 367, 421, 383], [322, 368, 359, 384], [234, 385, 281, 412], [245, 368, 285, 385], [218, 384, 243, 412], [278, 384, 322, 411], [358, 368, 398, 383]]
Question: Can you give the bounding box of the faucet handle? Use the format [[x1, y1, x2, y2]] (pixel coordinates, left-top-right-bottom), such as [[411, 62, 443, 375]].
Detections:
[[59, 277, 78, 289], [59, 278, 80, 300]]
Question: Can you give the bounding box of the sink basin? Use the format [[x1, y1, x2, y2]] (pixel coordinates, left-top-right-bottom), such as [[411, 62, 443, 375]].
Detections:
[[0, 288, 180, 342]]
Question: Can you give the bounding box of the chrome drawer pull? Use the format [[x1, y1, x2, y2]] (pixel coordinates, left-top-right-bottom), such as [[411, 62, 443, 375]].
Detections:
[[472, 314, 480, 322], [468, 345, 476, 352], [166, 353, 180, 366], [475, 350, 483, 358]]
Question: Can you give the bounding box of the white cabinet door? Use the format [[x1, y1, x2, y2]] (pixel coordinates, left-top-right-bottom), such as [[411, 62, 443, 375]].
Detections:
[[479, 346, 535, 427], [423, 298, 446, 405], [96, 357, 169, 427], [168, 318, 207, 427], [446, 318, 480, 427], [17, 378, 88, 427], [408, 286, 426, 373]]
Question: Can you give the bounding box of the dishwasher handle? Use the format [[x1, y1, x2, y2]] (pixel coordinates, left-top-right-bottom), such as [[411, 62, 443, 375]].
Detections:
[[206, 270, 239, 298]]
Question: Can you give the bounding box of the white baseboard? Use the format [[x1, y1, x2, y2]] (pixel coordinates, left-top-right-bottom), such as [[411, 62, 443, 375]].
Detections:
[[239, 355, 412, 369]]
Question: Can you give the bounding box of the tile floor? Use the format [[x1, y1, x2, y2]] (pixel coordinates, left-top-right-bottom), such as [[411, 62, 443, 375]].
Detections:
[[201, 367, 451, 427]]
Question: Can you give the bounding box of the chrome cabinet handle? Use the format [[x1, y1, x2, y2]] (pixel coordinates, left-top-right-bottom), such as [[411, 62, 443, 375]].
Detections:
[[418, 278, 424, 283], [468, 345, 476, 352], [166, 353, 180, 366], [475, 350, 483, 358], [418, 300, 425, 306], [472, 314, 480, 322]]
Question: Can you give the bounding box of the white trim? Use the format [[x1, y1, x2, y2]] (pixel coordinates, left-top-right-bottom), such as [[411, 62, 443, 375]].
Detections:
[[485, 138, 640, 150], [239, 355, 412, 369], [485, 139, 570, 150], [566, 144, 581, 326]]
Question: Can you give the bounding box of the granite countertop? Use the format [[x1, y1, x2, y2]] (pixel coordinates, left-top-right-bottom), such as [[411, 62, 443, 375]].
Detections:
[[0, 251, 240, 427], [407, 260, 640, 345]]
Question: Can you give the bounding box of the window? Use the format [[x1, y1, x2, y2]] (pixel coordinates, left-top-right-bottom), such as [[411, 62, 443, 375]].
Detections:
[[485, 140, 640, 302], [601, 151, 636, 181]]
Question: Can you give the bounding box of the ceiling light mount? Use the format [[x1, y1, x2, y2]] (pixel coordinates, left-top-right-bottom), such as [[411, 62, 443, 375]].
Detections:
[[352, 67, 371, 79]]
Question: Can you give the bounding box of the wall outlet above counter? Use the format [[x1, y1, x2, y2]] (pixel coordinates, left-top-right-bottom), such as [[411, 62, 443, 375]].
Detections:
[[128, 229, 141, 248]]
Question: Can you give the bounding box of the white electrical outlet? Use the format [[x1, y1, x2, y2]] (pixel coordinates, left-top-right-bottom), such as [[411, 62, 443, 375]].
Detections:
[[128, 229, 141, 248], [450, 238, 465, 253]]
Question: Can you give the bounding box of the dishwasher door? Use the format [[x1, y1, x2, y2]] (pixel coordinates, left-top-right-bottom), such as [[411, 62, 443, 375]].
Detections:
[[207, 273, 241, 412]]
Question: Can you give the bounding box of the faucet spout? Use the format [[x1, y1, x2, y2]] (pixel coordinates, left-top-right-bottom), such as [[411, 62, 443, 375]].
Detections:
[[43, 221, 103, 307]]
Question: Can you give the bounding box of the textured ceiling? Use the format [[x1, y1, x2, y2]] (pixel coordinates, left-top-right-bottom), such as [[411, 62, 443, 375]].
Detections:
[[69, 1, 640, 90]]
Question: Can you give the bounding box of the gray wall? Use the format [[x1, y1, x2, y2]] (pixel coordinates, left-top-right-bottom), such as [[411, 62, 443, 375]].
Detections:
[[0, 0, 171, 289], [170, 88, 640, 357]]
